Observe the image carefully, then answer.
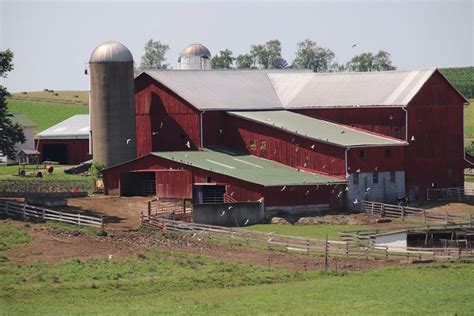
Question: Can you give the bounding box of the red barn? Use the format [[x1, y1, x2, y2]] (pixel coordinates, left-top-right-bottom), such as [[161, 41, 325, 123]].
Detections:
[[36, 115, 90, 165], [103, 69, 468, 213]]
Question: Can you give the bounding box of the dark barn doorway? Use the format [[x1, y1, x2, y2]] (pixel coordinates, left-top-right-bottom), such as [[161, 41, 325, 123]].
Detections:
[[42, 144, 68, 164], [120, 172, 156, 196], [193, 184, 226, 204]]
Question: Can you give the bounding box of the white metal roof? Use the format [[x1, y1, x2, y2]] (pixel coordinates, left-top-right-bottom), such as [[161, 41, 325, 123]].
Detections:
[[140, 69, 447, 111], [37, 115, 89, 140]]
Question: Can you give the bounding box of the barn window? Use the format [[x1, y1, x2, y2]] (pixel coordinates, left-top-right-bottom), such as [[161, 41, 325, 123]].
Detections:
[[249, 140, 257, 151], [353, 173, 359, 185], [373, 172, 379, 184], [385, 149, 392, 158], [206, 176, 212, 183], [260, 140, 267, 151], [390, 171, 396, 183], [359, 150, 365, 159]]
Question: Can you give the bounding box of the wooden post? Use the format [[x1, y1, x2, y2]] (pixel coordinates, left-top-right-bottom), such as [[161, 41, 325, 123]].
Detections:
[[183, 200, 186, 214], [78, 213, 81, 225], [385, 246, 388, 261], [401, 206, 405, 221], [445, 212, 449, 225], [324, 234, 328, 272], [470, 213, 473, 226], [423, 209, 426, 223], [381, 204, 385, 217], [5, 202, 9, 216], [22, 203, 26, 219], [147, 201, 151, 216]]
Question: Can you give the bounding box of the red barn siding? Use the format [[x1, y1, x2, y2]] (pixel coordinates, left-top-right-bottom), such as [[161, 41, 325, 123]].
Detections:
[[206, 114, 347, 176], [296, 108, 406, 140], [404, 71, 466, 200], [156, 170, 193, 199], [135, 74, 201, 157], [347, 146, 405, 173], [103, 154, 340, 208], [36, 139, 89, 165]]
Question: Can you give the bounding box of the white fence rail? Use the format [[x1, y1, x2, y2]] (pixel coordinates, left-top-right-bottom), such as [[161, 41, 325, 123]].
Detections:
[[361, 200, 471, 224], [0, 200, 103, 228], [141, 215, 473, 262]]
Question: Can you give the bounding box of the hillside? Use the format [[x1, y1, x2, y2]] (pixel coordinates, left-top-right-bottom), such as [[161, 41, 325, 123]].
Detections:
[[6, 99, 88, 133], [440, 67, 474, 99]]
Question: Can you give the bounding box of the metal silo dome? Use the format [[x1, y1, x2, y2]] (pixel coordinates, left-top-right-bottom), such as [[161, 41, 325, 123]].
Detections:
[[89, 41, 133, 63], [180, 43, 211, 59]]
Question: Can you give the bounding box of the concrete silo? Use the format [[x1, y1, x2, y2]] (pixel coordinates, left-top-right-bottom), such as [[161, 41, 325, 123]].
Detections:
[[89, 41, 136, 167], [178, 43, 212, 70]]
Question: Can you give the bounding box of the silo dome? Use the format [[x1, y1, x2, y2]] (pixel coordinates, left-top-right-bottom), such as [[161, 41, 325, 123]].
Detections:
[[89, 41, 133, 63], [180, 43, 211, 59], [178, 43, 212, 70]]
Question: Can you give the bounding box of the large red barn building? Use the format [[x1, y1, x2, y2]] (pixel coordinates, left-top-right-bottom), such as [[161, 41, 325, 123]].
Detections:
[[103, 68, 469, 214]]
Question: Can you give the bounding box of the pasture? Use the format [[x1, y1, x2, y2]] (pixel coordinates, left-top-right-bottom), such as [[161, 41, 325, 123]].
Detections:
[[0, 221, 472, 315], [6, 99, 88, 133]]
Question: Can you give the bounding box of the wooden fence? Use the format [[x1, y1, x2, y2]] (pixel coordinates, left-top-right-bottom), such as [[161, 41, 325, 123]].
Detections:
[[141, 214, 473, 262], [427, 187, 474, 201], [0, 200, 103, 228], [361, 200, 471, 224]]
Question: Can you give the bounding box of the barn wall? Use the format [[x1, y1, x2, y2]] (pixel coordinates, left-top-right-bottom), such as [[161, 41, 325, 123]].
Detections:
[[155, 170, 193, 199], [347, 146, 405, 173], [205, 114, 347, 176], [296, 108, 406, 139], [135, 75, 201, 157], [404, 71, 466, 200], [36, 139, 90, 165]]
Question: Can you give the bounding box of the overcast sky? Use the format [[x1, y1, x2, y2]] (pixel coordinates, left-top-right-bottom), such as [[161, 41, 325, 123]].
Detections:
[[0, 0, 472, 92]]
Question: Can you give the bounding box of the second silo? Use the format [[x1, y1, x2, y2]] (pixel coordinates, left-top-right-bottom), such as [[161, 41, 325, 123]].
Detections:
[[89, 41, 136, 167]]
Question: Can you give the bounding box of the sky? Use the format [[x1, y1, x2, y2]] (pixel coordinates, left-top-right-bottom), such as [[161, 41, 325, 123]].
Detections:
[[0, 0, 472, 92]]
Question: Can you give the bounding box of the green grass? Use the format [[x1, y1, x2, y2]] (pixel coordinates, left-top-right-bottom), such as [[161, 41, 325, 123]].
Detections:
[[0, 220, 30, 251], [0, 251, 472, 314], [245, 223, 371, 240], [44, 221, 105, 236], [440, 67, 474, 99], [0, 165, 90, 181], [6, 99, 88, 133]]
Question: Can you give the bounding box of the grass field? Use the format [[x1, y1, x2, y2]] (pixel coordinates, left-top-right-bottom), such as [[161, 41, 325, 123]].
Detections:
[[0, 164, 90, 182], [6, 99, 88, 133], [0, 219, 473, 315], [245, 223, 371, 240]]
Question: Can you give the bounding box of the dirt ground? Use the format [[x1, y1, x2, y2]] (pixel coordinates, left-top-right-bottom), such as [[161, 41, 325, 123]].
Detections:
[[5, 221, 402, 272]]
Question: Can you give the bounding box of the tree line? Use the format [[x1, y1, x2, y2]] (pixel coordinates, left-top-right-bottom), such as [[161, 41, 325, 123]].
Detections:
[[139, 38, 396, 72]]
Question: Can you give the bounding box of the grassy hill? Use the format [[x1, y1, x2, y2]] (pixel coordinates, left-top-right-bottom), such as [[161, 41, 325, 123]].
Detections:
[[6, 99, 88, 133], [440, 67, 474, 99]]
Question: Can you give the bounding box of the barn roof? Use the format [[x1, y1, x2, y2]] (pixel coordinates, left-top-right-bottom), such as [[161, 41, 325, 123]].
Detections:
[[152, 148, 345, 186], [140, 68, 456, 110], [227, 110, 407, 148], [37, 115, 89, 140]]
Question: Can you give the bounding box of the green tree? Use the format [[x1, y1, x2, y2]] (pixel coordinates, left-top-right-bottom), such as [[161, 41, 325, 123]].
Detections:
[[346, 50, 396, 72], [293, 39, 337, 72], [0, 49, 25, 160], [140, 39, 170, 69], [235, 54, 254, 69], [211, 49, 235, 69], [250, 40, 282, 69]]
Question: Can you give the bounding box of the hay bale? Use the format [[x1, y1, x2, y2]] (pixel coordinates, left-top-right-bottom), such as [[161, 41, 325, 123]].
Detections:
[[271, 217, 289, 225]]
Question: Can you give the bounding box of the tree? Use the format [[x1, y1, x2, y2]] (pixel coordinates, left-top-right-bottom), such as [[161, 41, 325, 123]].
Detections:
[[250, 40, 282, 69], [139, 38, 170, 69], [235, 54, 254, 69], [346, 50, 396, 72], [0, 49, 25, 160], [211, 49, 235, 69], [293, 39, 337, 73]]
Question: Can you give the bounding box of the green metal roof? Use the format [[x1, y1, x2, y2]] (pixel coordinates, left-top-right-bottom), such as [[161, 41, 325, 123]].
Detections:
[[227, 110, 407, 148], [9, 113, 36, 128], [151, 148, 345, 187]]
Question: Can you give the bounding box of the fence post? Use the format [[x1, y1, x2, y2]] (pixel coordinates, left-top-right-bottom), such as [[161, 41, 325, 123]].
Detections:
[[381, 204, 385, 217], [5, 202, 9, 216], [22, 203, 26, 219], [385, 246, 388, 261], [423, 209, 426, 223], [469, 213, 473, 226], [401, 206, 405, 221], [445, 212, 448, 225], [324, 234, 328, 272], [78, 213, 81, 225], [147, 201, 151, 216]]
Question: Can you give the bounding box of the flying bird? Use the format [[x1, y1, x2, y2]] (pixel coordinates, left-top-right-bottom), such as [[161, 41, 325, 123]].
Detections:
[[281, 186, 286, 192], [185, 141, 191, 148], [220, 210, 226, 216], [126, 139, 132, 144], [244, 219, 250, 225], [152, 131, 159, 135], [411, 136, 415, 141], [310, 144, 315, 149], [352, 44, 357, 48]]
